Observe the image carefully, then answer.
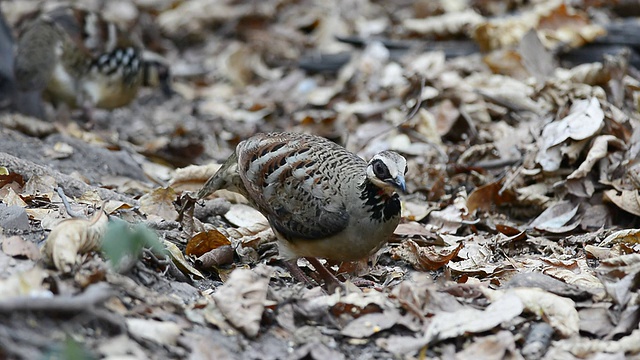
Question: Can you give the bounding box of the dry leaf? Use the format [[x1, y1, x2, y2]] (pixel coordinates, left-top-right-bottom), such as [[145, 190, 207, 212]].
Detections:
[[529, 201, 580, 233], [424, 293, 524, 343], [41, 211, 109, 273], [169, 163, 222, 192], [139, 187, 179, 221], [126, 318, 183, 346], [499, 287, 580, 337], [1, 235, 41, 260], [213, 264, 274, 338], [391, 239, 463, 271], [600, 229, 640, 247], [536, 98, 604, 171], [164, 240, 204, 279], [567, 135, 626, 179], [186, 229, 231, 257], [603, 190, 640, 217], [403, 9, 483, 37], [0, 267, 50, 300], [2, 187, 27, 207]]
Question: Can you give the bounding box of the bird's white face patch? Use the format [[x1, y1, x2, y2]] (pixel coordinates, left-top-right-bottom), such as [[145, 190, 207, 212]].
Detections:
[[366, 151, 407, 194]]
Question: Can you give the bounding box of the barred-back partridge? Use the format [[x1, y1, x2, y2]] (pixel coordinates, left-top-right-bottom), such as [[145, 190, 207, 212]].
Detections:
[[197, 132, 407, 286], [14, 6, 171, 112]]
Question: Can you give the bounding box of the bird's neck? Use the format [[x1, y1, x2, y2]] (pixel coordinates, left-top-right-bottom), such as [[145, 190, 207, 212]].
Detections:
[[359, 179, 401, 222]]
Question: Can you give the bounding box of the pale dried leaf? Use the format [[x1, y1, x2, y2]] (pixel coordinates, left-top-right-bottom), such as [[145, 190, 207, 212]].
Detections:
[[567, 135, 626, 179], [213, 264, 274, 338], [529, 201, 579, 232], [1, 235, 41, 260], [504, 287, 580, 337], [41, 210, 109, 273], [0, 267, 50, 300], [600, 229, 640, 247], [403, 9, 483, 37], [603, 190, 640, 217], [224, 204, 268, 228], [139, 187, 179, 221], [169, 164, 222, 191], [536, 98, 604, 171], [164, 240, 204, 279], [126, 318, 183, 346], [423, 293, 524, 343]]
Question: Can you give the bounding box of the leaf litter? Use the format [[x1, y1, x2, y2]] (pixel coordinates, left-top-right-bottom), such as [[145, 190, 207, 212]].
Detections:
[[1, 0, 640, 358]]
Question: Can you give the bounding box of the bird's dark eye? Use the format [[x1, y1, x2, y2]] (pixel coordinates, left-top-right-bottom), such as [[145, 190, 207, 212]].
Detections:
[[372, 160, 391, 180]]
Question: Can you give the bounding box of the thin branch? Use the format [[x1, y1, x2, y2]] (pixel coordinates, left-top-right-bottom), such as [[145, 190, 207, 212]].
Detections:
[[0, 282, 114, 313]]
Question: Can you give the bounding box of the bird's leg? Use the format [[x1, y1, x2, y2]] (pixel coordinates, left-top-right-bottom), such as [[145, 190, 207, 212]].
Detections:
[[305, 257, 343, 293], [284, 259, 317, 287]]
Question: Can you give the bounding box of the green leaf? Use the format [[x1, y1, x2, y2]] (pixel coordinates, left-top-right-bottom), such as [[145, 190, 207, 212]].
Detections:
[[101, 218, 165, 271]]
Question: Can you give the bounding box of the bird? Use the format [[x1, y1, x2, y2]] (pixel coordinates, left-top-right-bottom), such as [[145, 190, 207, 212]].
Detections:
[[13, 6, 171, 118], [197, 132, 407, 288]]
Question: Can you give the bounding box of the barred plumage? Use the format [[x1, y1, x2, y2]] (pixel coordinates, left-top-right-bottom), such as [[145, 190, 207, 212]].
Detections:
[[14, 6, 170, 111], [198, 132, 407, 262]]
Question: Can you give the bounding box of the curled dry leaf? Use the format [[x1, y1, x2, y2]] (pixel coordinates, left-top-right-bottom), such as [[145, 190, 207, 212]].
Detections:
[[41, 210, 109, 273], [164, 240, 204, 280], [169, 164, 222, 192], [536, 97, 604, 172], [186, 229, 231, 257], [567, 135, 626, 179], [603, 189, 640, 217], [212, 264, 274, 338], [496, 287, 580, 337], [529, 201, 580, 233], [600, 229, 640, 247], [391, 239, 464, 271]]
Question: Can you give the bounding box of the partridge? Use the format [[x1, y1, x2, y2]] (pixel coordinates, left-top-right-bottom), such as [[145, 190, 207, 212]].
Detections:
[[14, 6, 171, 113], [197, 132, 407, 285]]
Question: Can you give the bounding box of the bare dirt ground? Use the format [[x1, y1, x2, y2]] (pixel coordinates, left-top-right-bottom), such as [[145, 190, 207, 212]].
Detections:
[[1, 0, 640, 359]]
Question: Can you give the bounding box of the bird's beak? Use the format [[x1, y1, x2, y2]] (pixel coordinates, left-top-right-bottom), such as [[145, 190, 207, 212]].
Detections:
[[390, 175, 406, 193]]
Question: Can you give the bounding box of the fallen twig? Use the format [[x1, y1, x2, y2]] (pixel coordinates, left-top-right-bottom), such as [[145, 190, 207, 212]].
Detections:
[[0, 282, 114, 313]]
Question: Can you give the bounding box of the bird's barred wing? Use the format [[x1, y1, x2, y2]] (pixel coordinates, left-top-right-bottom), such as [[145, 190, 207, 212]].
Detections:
[[236, 133, 357, 240]]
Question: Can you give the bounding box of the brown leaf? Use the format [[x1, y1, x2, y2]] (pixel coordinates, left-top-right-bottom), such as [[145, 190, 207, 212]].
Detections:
[[186, 229, 231, 257], [139, 187, 179, 221], [392, 239, 463, 271], [196, 245, 234, 268], [0, 171, 24, 189], [467, 181, 515, 214]]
